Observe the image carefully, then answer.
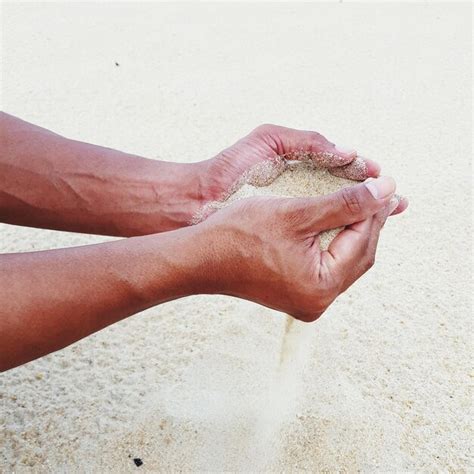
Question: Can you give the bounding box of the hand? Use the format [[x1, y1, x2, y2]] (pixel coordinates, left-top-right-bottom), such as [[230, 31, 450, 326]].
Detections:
[[194, 175, 406, 322], [198, 124, 382, 205], [0, 115, 394, 236]]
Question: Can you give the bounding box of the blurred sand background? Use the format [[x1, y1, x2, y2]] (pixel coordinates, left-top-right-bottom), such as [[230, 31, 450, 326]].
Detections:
[[0, 2, 472, 472]]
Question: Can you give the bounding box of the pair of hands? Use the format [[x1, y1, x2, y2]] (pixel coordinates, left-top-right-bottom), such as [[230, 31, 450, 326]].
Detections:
[[189, 124, 407, 321], [0, 117, 408, 370]]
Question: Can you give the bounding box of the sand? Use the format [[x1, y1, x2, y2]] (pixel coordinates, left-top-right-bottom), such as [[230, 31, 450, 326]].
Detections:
[[198, 160, 360, 250], [1, 3, 472, 473]]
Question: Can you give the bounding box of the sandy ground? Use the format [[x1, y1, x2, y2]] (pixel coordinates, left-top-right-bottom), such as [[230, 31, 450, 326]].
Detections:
[[0, 2, 472, 472]]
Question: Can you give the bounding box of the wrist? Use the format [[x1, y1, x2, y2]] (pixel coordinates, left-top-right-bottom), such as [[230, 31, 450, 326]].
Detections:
[[197, 156, 242, 203], [119, 158, 207, 235], [180, 216, 251, 298], [160, 160, 207, 228], [154, 222, 222, 298]]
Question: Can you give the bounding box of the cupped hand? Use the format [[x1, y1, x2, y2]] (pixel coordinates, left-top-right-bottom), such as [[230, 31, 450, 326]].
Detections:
[[200, 124, 382, 201], [195, 175, 405, 322]]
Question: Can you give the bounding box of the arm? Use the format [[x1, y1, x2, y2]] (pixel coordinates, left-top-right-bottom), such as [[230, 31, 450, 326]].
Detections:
[[0, 226, 207, 371], [0, 114, 379, 236], [0, 112, 207, 236], [1, 176, 406, 371]]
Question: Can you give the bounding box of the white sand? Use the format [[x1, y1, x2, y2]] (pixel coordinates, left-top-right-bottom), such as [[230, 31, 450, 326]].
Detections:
[[204, 161, 359, 250], [1, 3, 472, 472]]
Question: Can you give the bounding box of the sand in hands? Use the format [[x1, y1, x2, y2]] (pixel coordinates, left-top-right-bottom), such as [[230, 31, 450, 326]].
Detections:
[[202, 160, 360, 251]]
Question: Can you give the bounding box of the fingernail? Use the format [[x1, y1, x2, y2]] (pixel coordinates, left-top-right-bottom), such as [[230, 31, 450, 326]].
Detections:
[[388, 197, 399, 214], [364, 176, 396, 199], [335, 145, 357, 156], [395, 194, 409, 210]]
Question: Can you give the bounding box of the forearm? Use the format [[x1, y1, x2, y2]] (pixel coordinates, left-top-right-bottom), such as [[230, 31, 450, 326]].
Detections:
[[0, 225, 208, 371], [0, 112, 208, 235]]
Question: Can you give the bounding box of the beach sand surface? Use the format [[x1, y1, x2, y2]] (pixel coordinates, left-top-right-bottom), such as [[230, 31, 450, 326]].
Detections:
[[1, 3, 472, 472]]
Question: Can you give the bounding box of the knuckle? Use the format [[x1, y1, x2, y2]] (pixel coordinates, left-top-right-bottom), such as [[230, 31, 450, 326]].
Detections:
[[341, 187, 362, 216]]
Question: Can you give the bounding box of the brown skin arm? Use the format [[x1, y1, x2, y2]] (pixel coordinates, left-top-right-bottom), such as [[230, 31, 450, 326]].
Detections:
[[0, 114, 394, 236], [0, 112, 206, 235], [0, 226, 207, 371], [0, 177, 406, 372]]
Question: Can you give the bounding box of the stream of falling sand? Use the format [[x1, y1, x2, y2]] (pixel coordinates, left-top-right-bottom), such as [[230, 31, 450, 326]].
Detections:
[[240, 314, 317, 470]]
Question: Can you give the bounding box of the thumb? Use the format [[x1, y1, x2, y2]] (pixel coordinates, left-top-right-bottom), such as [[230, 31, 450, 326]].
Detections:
[[297, 176, 396, 233]]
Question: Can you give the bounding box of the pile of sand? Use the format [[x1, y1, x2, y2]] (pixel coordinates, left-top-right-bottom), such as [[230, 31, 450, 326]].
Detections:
[[199, 160, 360, 250]]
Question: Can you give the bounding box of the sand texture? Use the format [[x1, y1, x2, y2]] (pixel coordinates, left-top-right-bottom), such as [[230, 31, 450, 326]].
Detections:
[[1, 3, 472, 472], [207, 161, 359, 250]]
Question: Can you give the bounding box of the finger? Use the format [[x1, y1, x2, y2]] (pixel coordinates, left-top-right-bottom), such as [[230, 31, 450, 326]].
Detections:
[[363, 158, 381, 178], [364, 197, 398, 260], [327, 217, 372, 265], [321, 216, 374, 291], [322, 197, 398, 292], [389, 194, 409, 216], [322, 198, 393, 291], [294, 176, 396, 233], [329, 156, 381, 180], [329, 156, 376, 181], [256, 124, 357, 167]]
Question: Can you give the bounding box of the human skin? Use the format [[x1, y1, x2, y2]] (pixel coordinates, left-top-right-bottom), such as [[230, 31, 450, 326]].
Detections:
[[0, 114, 404, 235], [0, 114, 407, 371], [0, 177, 400, 371]]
